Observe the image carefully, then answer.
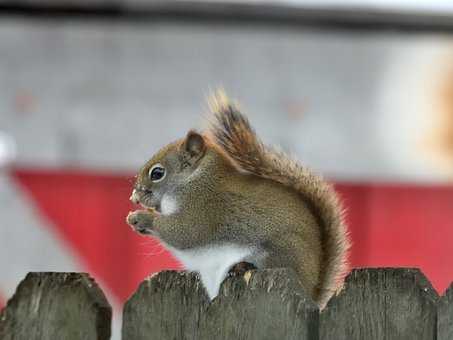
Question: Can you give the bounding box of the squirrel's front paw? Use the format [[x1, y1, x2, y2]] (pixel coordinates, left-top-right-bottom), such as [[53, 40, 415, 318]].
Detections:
[[126, 210, 155, 235]]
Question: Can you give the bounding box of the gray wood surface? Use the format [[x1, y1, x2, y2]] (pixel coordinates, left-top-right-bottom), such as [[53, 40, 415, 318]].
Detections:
[[122, 268, 318, 340], [0, 268, 451, 339], [198, 269, 318, 340], [0, 272, 111, 340], [122, 271, 207, 340], [438, 283, 453, 340], [320, 268, 439, 340]]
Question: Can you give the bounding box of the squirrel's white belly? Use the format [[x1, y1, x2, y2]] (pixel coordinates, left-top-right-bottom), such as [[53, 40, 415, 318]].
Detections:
[[162, 242, 253, 299]]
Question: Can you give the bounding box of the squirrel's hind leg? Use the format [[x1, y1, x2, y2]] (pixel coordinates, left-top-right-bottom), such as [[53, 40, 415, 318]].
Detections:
[[227, 262, 257, 278]]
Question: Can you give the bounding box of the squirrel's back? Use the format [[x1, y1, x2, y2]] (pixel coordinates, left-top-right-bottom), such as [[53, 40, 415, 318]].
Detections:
[[206, 91, 350, 307]]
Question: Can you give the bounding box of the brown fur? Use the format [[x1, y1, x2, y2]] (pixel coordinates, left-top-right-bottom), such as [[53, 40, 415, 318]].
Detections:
[[207, 90, 350, 307], [128, 91, 350, 308]]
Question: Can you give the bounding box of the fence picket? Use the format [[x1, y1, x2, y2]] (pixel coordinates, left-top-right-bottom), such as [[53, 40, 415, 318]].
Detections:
[[122, 268, 318, 340], [0, 272, 111, 340], [1, 268, 451, 340], [438, 283, 453, 340], [320, 268, 439, 340]]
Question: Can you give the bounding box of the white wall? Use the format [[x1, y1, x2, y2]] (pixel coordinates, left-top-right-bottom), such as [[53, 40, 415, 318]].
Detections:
[[1, 18, 453, 181]]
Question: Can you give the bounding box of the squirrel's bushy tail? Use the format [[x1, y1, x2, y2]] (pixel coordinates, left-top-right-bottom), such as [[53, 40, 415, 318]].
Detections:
[[207, 90, 350, 308]]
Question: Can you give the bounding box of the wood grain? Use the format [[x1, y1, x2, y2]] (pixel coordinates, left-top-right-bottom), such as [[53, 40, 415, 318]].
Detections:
[[0, 272, 111, 340], [320, 268, 439, 340], [438, 282, 453, 340], [122, 269, 318, 340]]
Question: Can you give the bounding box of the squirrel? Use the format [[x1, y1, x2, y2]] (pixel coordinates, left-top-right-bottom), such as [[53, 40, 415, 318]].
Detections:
[[126, 91, 350, 308]]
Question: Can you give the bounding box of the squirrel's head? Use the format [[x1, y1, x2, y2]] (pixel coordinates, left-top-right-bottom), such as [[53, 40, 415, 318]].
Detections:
[[130, 130, 208, 213]]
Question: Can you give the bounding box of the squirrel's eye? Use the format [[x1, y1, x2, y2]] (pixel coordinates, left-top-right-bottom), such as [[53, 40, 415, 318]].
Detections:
[[149, 164, 166, 182]]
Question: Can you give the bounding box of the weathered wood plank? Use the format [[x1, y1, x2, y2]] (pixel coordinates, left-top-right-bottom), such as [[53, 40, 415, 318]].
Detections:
[[122, 268, 318, 340], [198, 268, 318, 340], [122, 271, 207, 340], [0, 272, 111, 340], [438, 283, 453, 340], [320, 268, 438, 340]]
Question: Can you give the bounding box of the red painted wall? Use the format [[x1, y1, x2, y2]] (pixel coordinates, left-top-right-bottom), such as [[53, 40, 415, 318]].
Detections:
[[11, 168, 453, 305]]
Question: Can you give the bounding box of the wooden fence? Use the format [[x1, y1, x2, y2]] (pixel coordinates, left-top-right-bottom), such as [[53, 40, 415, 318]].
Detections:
[[0, 268, 451, 339]]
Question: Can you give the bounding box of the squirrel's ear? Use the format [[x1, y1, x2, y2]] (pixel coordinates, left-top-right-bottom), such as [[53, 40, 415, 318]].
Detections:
[[183, 130, 206, 160]]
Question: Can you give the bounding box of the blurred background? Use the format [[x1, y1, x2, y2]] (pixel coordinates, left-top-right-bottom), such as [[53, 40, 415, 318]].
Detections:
[[1, 0, 453, 337]]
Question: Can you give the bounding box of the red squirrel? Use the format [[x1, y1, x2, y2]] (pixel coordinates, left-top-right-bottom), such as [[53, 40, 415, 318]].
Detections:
[[127, 91, 350, 308]]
